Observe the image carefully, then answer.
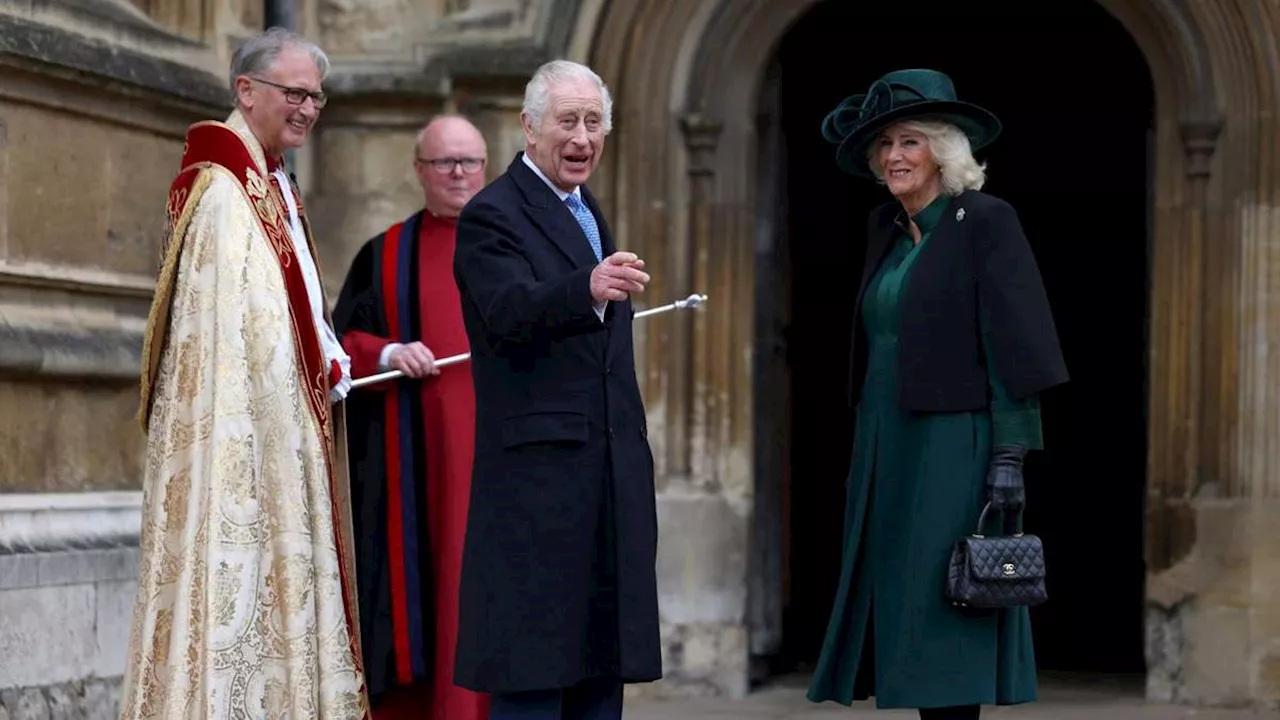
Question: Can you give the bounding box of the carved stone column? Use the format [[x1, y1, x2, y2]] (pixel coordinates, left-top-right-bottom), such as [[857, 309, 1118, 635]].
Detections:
[[664, 111, 749, 700], [1145, 113, 1225, 704], [1182, 115, 1223, 480], [1171, 116, 1222, 562], [679, 112, 722, 483]]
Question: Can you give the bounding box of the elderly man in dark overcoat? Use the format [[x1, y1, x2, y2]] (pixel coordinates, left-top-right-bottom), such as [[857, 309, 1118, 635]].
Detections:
[[451, 58, 661, 720]]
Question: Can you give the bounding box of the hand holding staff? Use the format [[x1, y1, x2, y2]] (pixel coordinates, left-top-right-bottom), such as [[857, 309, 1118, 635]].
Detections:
[[349, 292, 707, 390], [387, 342, 440, 378]]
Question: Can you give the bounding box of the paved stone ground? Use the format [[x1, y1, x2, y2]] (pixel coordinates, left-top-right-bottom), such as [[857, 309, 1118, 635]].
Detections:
[[624, 674, 1276, 719]]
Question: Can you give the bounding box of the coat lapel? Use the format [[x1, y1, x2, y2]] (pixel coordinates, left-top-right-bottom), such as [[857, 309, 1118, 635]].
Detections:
[[510, 154, 600, 269]]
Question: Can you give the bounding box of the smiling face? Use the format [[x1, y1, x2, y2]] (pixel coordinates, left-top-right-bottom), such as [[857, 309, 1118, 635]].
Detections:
[[873, 123, 942, 206], [522, 76, 605, 191], [235, 45, 323, 159]]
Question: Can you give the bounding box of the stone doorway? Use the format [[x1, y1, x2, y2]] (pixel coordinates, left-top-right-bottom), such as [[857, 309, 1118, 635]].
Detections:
[[749, 0, 1156, 683]]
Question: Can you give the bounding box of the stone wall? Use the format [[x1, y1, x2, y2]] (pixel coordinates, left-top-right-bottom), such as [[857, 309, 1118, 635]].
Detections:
[[0, 0, 221, 705], [0, 1, 224, 495], [1144, 498, 1280, 709], [0, 493, 141, 719], [0, 679, 122, 720]]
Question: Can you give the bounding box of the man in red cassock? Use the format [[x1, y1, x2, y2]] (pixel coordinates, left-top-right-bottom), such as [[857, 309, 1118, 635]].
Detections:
[[332, 114, 490, 720]]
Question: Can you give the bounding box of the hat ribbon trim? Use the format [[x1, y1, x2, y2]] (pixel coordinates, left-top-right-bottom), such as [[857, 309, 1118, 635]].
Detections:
[[826, 80, 931, 144]]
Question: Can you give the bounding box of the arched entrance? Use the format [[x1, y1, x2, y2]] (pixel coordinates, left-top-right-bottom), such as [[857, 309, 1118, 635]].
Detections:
[[584, 0, 1280, 704], [761, 0, 1153, 678]]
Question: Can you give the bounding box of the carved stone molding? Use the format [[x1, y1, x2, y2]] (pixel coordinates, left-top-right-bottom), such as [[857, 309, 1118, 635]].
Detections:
[[326, 0, 583, 99], [0, 261, 155, 299], [0, 492, 142, 554], [431, 0, 525, 36], [427, 0, 578, 53], [0, 12, 224, 111], [1179, 117, 1223, 181], [6, 0, 201, 49], [679, 113, 723, 178]]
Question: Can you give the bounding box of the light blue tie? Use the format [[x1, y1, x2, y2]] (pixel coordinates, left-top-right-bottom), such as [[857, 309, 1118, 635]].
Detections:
[[565, 194, 603, 262]]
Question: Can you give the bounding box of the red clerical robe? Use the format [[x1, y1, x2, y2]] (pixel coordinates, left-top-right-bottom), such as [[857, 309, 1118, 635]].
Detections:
[[331, 211, 488, 720]]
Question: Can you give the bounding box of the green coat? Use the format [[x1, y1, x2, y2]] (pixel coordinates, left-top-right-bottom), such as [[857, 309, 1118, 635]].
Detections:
[[807, 194, 1040, 710]]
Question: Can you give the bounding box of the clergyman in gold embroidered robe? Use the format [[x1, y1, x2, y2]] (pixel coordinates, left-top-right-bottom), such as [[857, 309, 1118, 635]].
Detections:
[[121, 28, 368, 720]]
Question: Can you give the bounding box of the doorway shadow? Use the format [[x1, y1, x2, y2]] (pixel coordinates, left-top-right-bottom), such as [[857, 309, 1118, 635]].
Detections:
[[752, 0, 1155, 684]]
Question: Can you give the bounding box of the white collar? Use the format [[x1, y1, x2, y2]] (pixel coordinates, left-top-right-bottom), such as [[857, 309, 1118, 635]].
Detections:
[[521, 152, 582, 203]]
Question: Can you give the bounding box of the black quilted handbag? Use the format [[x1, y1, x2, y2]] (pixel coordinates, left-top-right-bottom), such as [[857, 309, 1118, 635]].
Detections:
[[944, 501, 1047, 609]]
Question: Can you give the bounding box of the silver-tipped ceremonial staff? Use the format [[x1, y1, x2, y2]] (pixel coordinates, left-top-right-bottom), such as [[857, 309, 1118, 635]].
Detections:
[[348, 293, 708, 390]]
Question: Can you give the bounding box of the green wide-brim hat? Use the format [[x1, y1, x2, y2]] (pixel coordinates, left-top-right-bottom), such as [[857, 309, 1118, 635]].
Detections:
[[822, 68, 1002, 178]]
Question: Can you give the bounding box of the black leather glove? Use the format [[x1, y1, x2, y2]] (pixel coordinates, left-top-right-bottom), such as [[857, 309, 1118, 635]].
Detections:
[[985, 445, 1027, 511]]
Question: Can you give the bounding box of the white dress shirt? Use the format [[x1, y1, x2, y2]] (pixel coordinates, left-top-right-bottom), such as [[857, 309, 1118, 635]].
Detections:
[[272, 167, 352, 403]]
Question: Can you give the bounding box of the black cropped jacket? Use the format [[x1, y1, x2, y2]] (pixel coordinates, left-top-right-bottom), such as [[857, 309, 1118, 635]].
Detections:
[[847, 190, 1069, 411]]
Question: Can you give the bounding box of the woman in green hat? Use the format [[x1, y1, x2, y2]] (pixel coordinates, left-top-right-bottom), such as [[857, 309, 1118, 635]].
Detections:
[[805, 69, 1069, 720]]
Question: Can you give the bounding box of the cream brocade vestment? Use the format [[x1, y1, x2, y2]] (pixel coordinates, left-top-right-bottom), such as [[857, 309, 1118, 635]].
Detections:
[[121, 111, 369, 719]]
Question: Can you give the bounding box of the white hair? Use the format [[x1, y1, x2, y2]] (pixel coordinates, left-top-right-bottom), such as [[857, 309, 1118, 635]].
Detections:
[[867, 119, 987, 194], [522, 60, 613, 134], [229, 27, 330, 107]]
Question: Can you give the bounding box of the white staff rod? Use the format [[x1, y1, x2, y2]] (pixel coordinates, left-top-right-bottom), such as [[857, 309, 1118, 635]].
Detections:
[[348, 293, 708, 390]]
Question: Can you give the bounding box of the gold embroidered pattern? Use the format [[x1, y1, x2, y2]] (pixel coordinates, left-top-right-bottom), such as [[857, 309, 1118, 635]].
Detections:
[[247, 166, 294, 266], [161, 186, 187, 263], [244, 165, 330, 446], [121, 111, 369, 720], [245, 167, 268, 198], [139, 165, 213, 431], [220, 119, 358, 682], [212, 560, 244, 627]]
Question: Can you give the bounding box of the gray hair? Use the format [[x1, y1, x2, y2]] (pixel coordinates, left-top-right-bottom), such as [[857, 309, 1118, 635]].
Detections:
[[228, 27, 330, 106], [867, 119, 987, 194], [522, 60, 613, 134]]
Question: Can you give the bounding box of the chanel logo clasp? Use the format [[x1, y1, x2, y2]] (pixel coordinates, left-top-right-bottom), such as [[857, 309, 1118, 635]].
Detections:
[[1002, 563, 1016, 576]]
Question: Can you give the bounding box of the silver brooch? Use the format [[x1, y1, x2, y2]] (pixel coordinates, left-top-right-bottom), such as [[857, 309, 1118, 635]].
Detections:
[[956, 208, 966, 221]]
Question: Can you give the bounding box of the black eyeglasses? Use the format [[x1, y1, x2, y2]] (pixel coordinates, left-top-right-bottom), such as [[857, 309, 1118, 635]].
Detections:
[[249, 77, 327, 108], [417, 157, 486, 174]]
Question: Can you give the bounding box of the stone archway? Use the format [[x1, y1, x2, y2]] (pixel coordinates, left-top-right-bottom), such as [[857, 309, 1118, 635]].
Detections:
[[585, 0, 1280, 707]]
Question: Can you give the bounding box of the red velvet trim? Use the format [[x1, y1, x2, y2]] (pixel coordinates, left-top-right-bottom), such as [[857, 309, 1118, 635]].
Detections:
[[164, 168, 202, 233]]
